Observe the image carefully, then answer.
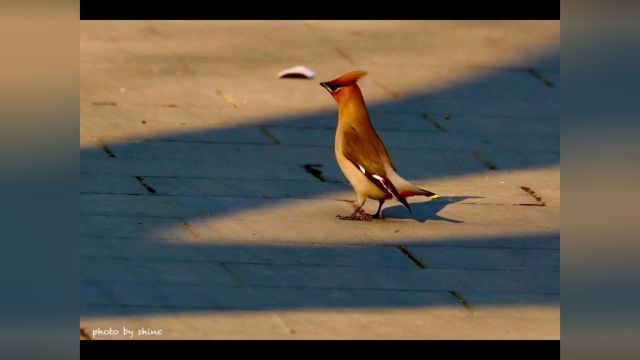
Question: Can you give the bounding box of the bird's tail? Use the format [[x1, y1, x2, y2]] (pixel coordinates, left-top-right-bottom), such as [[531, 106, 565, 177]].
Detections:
[[387, 170, 439, 202], [399, 188, 439, 199], [386, 168, 440, 212], [419, 188, 440, 199]]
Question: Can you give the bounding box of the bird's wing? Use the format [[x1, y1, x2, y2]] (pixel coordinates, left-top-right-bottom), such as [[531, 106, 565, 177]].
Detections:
[[369, 130, 397, 172], [341, 126, 411, 211]]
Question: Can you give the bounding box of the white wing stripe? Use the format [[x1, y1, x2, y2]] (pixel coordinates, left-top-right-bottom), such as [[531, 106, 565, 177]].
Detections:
[[372, 175, 401, 202]]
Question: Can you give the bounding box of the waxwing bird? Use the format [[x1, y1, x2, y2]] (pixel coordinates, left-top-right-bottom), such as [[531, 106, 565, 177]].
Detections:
[[320, 70, 439, 221]]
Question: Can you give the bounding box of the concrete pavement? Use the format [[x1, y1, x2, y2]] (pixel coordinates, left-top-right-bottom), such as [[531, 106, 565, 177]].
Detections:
[[80, 20, 560, 339]]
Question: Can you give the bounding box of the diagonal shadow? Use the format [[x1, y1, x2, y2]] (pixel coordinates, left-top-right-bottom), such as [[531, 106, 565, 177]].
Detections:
[[80, 51, 560, 319]]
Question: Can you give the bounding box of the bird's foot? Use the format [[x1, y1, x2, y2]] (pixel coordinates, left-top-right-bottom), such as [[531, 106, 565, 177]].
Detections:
[[372, 213, 385, 220], [336, 209, 372, 221]]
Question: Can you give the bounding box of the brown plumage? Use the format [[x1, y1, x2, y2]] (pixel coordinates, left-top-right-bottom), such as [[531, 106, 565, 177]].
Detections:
[[320, 71, 439, 221]]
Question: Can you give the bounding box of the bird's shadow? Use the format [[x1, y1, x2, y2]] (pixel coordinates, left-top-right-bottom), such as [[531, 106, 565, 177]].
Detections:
[[381, 196, 482, 223]]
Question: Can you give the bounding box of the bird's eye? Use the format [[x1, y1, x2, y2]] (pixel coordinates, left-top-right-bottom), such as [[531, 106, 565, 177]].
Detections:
[[330, 85, 342, 92]]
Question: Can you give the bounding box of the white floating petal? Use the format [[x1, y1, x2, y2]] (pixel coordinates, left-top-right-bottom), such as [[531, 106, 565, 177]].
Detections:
[[277, 66, 316, 79]]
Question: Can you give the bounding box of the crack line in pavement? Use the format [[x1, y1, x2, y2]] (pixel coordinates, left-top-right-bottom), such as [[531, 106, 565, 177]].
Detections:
[[257, 126, 281, 144], [525, 68, 554, 87], [448, 290, 475, 313], [396, 245, 427, 269], [94, 138, 116, 158], [84, 302, 239, 310], [421, 113, 448, 132], [178, 217, 199, 240], [221, 263, 245, 286], [80, 191, 309, 199], [471, 150, 497, 170], [134, 176, 157, 194], [81, 234, 559, 250], [148, 139, 280, 146], [81, 192, 144, 196], [83, 214, 183, 219], [81, 191, 366, 200], [218, 260, 414, 270], [135, 174, 349, 183], [245, 284, 448, 293], [82, 255, 559, 273], [358, 110, 559, 121], [136, 138, 559, 154], [91, 101, 117, 106]]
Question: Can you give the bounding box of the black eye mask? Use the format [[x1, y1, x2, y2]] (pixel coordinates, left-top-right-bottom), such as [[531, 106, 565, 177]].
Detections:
[[320, 82, 343, 93]]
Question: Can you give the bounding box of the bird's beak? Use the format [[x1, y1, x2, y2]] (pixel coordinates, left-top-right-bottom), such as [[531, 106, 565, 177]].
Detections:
[[319, 82, 332, 94]]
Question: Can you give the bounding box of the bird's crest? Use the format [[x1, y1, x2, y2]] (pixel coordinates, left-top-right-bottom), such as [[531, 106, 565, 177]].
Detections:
[[326, 70, 368, 87]]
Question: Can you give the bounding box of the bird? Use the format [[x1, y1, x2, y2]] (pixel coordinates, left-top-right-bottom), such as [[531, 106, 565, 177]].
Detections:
[[320, 70, 439, 221]]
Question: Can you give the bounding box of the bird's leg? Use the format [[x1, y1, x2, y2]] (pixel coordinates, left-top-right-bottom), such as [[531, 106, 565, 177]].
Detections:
[[372, 200, 385, 219], [337, 195, 372, 221]]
